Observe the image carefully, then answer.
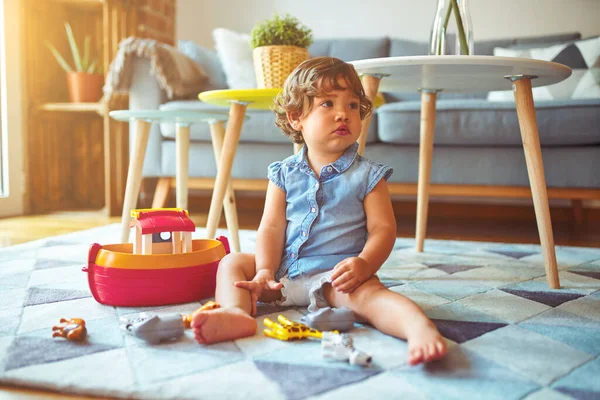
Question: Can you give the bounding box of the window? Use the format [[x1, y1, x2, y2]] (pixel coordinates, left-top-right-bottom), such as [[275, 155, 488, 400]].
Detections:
[[0, 0, 24, 216]]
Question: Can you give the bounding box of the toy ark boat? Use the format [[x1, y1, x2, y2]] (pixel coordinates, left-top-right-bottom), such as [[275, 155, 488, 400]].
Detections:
[[83, 208, 229, 307]]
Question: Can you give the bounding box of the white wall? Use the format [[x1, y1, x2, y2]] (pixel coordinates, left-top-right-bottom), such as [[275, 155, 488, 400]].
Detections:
[[177, 0, 600, 48]]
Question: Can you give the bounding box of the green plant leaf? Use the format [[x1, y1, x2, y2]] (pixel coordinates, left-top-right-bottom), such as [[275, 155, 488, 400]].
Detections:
[[87, 58, 97, 74], [45, 41, 73, 72], [82, 36, 90, 71], [250, 13, 313, 48], [65, 22, 83, 72]]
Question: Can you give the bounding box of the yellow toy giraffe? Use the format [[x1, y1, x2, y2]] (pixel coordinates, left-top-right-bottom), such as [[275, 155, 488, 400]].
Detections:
[[263, 315, 338, 341]]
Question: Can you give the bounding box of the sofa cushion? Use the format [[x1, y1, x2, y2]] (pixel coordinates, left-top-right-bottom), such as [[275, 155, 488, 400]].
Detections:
[[384, 32, 583, 103], [161, 141, 600, 189], [212, 28, 256, 89], [159, 100, 378, 144], [488, 36, 600, 102], [362, 143, 600, 188], [309, 38, 390, 61], [377, 98, 600, 146], [178, 40, 228, 90]]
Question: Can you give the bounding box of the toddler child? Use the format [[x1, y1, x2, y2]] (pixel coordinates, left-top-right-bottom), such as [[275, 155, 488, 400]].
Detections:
[[192, 56, 447, 365]]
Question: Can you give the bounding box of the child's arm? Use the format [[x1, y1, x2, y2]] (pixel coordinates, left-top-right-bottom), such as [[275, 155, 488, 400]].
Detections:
[[234, 181, 287, 312], [331, 179, 396, 293], [255, 181, 288, 275]]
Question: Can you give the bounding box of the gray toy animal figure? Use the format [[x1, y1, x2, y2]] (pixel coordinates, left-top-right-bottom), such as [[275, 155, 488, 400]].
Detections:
[[120, 313, 185, 345], [321, 332, 372, 367], [302, 307, 355, 332]]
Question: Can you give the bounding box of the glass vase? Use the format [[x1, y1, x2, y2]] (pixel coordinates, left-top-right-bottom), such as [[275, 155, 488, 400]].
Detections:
[[430, 0, 474, 55]]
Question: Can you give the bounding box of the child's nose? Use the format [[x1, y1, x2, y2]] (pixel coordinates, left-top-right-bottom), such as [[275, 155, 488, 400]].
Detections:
[[335, 112, 349, 122]]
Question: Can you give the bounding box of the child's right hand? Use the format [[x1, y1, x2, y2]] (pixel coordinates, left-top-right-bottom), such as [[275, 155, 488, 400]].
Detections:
[[234, 270, 283, 316]]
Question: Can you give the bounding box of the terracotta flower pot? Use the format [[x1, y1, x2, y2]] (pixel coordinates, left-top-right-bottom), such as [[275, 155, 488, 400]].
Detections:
[[66, 72, 104, 102]]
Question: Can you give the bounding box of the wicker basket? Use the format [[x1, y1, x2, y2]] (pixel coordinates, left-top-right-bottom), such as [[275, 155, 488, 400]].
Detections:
[[253, 45, 309, 88]]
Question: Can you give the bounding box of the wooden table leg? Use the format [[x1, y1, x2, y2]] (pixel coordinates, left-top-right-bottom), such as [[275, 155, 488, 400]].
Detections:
[[512, 78, 560, 288], [175, 123, 191, 210], [209, 120, 241, 252], [415, 91, 438, 252], [358, 75, 381, 155], [120, 119, 151, 243], [206, 102, 247, 239]]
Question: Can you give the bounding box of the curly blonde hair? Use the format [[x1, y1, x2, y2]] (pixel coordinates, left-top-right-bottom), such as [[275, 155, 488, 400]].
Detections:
[[273, 56, 372, 144]]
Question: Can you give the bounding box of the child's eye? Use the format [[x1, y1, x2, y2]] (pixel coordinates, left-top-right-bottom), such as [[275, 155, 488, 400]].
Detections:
[[320, 100, 333, 107], [349, 102, 359, 110]]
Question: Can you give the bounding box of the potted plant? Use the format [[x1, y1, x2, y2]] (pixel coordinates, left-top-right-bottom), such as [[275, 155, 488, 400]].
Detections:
[[46, 23, 103, 102], [250, 14, 313, 88]]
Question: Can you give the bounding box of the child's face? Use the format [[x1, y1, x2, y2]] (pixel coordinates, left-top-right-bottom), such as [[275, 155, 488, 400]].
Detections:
[[289, 77, 362, 155]]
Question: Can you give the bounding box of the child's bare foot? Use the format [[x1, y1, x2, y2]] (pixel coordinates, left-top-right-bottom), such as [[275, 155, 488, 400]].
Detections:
[[407, 322, 447, 365], [191, 307, 257, 345]]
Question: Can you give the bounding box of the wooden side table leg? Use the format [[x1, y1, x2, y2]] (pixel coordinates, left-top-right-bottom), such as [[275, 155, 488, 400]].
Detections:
[[415, 91, 437, 252], [206, 102, 247, 239], [175, 123, 191, 210], [358, 75, 381, 155], [209, 120, 241, 252], [120, 119, 152, 243], [512, 78, 560, 289], [152, 177, 172, 208]]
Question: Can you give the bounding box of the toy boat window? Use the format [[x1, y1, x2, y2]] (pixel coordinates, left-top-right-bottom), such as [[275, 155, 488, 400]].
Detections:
[[130, 208, 196, 255]]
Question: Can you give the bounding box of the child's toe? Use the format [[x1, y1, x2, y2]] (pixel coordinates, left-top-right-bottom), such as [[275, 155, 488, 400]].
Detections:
[[408, 348, 423, 365]]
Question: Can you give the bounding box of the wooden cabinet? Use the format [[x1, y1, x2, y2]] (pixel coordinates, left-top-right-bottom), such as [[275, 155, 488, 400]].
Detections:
[[21, 0, 175, 214]]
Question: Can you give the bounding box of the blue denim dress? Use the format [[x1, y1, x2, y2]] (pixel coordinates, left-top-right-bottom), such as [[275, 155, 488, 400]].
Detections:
[[268, 142, 393, 281]]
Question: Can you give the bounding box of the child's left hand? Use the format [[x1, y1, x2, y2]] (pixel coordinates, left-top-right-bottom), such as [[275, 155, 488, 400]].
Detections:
[[331, 257, 372, 294]]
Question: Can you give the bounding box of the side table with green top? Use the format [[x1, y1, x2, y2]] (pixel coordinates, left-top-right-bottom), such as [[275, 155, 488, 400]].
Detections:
[[108, 109, 246, 252]]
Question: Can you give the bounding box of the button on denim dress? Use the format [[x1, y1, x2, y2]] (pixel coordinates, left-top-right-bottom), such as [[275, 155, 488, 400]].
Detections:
[[268, 142, 393, 281]]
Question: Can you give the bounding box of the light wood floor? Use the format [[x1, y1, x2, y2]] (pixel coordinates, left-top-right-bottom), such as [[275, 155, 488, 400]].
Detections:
[[1, 197, 599, 248]]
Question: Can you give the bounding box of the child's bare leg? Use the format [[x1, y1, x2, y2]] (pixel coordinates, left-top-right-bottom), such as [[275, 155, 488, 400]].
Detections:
[[324, 276, 447, 365], [192, 253, 260, 344]]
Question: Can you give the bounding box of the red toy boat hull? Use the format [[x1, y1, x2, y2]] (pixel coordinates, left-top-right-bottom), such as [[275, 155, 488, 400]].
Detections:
[[84, 237, 229, 307]]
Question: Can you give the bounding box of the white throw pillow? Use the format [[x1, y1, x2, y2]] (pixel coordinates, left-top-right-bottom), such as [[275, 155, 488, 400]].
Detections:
[[212, 28, 257, 89], [487, 36, 600, 102]]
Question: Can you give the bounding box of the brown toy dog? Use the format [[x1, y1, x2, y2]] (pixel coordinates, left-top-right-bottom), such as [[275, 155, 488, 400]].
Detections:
[[52, 318, 87, 341]]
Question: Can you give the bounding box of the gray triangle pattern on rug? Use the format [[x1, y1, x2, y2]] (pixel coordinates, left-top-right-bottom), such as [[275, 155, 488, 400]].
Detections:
[[555, 387, 600, 400], [432, 319, 508, 344], [4, 336, 119, 371], [428, 263, 483, 274], [24, 287, 92, 307], [499, 288, 585, 307], [488, 250, 538, 259], [569, 270, 600, 280], [253, 360, 381, 400]]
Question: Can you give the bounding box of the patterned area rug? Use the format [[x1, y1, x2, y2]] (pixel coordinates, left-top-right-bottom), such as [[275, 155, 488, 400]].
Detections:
[[0, 224, 599, 400]]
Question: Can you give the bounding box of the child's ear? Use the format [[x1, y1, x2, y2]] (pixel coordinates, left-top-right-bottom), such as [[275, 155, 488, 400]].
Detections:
[[286, 111, 302, 131]]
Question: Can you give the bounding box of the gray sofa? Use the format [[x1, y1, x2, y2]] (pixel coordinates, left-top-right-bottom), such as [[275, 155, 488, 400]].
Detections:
[[128, 32, 600, 206]]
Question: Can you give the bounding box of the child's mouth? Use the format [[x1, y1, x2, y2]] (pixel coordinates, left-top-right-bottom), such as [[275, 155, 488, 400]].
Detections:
[[334, 125, 350, 136]]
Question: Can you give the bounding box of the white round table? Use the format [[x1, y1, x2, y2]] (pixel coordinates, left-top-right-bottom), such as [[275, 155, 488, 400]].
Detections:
[[349, 55, 572, 289]]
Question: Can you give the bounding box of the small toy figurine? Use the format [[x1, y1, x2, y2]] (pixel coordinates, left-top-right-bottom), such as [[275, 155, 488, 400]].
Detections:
[[52, 318, 87, 341], [321, 331, 372, 367], [120, 313, 185, 345], [302, 307, 355, 332], [263, 315, 335, 341], [182, 301, 220, 328]]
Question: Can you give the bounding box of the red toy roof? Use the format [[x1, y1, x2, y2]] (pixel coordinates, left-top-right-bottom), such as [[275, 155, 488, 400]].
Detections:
[[130, 209, 196, 235]]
